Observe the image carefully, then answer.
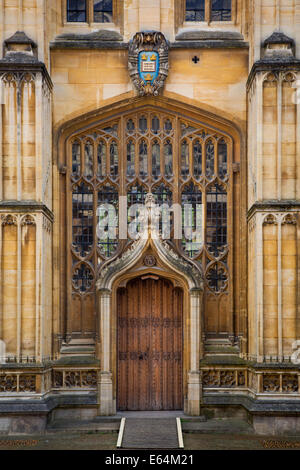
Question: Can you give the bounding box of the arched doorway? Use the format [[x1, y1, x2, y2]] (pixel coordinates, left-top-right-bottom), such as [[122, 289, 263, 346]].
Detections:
[[117, 276, 183, 411], [55, 96, 245, 415]]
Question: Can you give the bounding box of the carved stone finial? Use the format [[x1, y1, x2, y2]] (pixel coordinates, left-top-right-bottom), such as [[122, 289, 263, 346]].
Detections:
[[128, 31, 169, 96]]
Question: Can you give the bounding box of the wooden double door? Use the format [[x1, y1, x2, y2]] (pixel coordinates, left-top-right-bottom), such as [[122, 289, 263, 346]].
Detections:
[[117, 277, 183, 411]]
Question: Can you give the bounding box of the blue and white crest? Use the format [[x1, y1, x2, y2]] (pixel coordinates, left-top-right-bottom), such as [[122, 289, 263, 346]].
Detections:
[[138, 51, 159, 84], [128, 31, 169, 96]]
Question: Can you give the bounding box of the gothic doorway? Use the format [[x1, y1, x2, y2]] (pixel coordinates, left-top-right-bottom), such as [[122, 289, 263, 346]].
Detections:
[[117, 276, 183, 411]]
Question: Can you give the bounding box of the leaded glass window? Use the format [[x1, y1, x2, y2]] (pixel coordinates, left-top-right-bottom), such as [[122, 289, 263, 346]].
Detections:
[[205, 140, 215, 179], [93, 0, 113, 23], [67, 0, 114, 23], [218, 139, 228, 180], [185, 0, 232, 22], [98, 185, 119, 257], [211, 0, 232, 21], [181, 183, 203, 258], [181, 140, 189, 179], [152, 141, 161, 181], [67, 0, 86, 22], [164, 140, 173, 179], [72, 183, 94, 257], [97, 141, 106, 179], [67, 109, 234, 342], [84, 141, 94, 180], [206, 184, 227, 256], [153, 184, 173, 239], [185, 0, 205, 21], [127, 140, 135, 179], [72, 141, 81, 178], [139, 140, 148, 180], [193, 139, 202, 179], [110, 141, 119, 179]]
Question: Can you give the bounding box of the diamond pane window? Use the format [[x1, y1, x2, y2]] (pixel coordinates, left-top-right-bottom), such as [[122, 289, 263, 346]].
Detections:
[[67, 0, 86, 22], [93, 0, 113, 23]]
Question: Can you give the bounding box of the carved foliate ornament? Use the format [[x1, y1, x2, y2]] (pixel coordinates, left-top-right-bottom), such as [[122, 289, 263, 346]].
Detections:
[[128, 31, 169, 96]]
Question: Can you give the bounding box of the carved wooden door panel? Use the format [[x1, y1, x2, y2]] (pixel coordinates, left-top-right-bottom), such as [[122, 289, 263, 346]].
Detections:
[[117, 277, 183, 411]]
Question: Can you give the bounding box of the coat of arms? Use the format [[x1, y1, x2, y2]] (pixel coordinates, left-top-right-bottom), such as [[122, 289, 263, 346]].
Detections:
[[128, 31, 169, 96]]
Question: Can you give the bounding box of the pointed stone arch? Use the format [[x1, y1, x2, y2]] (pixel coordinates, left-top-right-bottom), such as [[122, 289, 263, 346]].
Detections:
[[96, 194, 204, 416]]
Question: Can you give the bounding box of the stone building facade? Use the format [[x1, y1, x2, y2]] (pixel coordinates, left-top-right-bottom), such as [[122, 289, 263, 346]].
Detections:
[[0, 0, 299, 435]]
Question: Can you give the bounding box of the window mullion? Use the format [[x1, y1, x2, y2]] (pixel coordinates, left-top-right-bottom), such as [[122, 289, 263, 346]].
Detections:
[[205, 0, 211, 24], [88, 0, 93, 24]]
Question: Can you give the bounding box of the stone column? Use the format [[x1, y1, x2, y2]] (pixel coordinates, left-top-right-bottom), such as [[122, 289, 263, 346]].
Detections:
[[186, 288, 203, 416], [97, 288, 115, 416]]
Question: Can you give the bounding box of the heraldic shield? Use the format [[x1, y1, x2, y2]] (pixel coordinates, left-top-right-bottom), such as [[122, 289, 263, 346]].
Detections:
[[128, 31, 169, 96]]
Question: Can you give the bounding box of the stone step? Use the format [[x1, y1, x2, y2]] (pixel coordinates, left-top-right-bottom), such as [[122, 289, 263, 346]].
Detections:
[[121, 418, 180, 449]]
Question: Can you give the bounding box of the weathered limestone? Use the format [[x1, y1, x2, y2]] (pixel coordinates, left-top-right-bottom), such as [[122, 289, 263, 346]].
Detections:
[[247, 31, 300, 362]]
